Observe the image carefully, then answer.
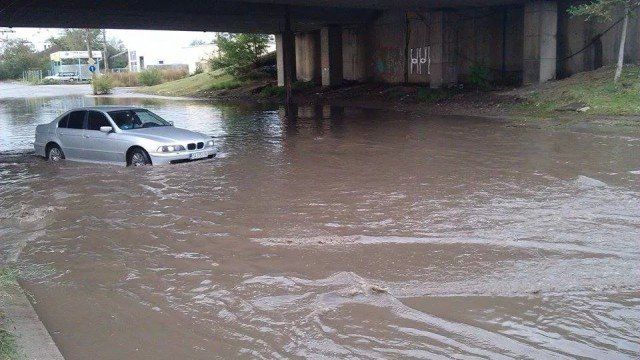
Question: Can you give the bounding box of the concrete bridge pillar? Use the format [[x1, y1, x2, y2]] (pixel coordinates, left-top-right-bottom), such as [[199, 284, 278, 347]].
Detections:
[[295, 31, 321, 83], [523, 0, 557, 84], [276, 32, 296, 88], [320, 26, 343, 87], [429, 11, 457, 88]]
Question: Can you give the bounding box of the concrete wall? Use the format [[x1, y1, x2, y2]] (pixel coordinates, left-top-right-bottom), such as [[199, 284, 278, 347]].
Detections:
[[342, 26, 367, 81], [363, 7, 524, 86], [454, 7, 523, 84], [367, 10, 407, 83]]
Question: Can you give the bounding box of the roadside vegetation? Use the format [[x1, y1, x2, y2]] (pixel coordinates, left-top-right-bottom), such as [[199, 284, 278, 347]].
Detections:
[[140, 33, 275, 98], [90, 68, 189, 95], [511, 65, 640, 116], [139, 70, 236, 96], [0, 267, 20, 360], [92, 75, 114, 95], [0, 29, 127, 82]]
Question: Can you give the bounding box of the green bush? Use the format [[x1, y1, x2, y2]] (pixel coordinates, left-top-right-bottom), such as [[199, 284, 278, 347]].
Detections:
[[41, 78, 60, 85], [468, 63, 491, 90], [92, 75, 114, 94], [259, 85, 285, 98], [138, 69, 163, 86]]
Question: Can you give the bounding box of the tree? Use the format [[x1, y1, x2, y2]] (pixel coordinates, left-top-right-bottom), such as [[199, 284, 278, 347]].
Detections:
[[568, 0, 639, 83], [107, 38, 128, 69], [46, 28, 129, 70], [210, 33, 271, 75], [47, 28, 101, 51], [0, 39, 45, 79]]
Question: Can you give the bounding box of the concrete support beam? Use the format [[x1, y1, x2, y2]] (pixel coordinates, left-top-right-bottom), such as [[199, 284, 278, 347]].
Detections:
[[276, 32, 296, 88], [523, 0, 557, 84], [295, 31, 321, 83], [429, 11, 457, 88], [320, 26, 343, 87]]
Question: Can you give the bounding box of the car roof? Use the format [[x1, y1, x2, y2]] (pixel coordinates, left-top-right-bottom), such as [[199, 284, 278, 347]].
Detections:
[[68, 106, 144, 112]]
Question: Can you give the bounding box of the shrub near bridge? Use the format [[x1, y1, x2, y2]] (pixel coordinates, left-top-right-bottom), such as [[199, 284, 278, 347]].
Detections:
[[92, 75, 114, 95], [138, 68, 163, 86], [109, 72, 139, 87]]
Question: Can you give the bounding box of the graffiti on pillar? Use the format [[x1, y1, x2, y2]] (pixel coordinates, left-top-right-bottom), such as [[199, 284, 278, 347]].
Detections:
[[409, 46, 431, 75], [374, 46, 403, 75]]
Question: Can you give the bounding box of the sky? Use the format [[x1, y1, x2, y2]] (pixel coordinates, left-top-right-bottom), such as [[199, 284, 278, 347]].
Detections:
[[3, 28, 218, 53]]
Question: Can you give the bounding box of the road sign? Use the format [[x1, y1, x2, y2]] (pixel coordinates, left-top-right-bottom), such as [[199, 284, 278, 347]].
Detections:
[[89, 65, 96, 72], [87, 57, 96, 65]]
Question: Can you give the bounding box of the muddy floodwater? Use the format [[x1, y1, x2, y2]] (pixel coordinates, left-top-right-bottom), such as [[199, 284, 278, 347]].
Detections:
[[1, 83, 640, 359]]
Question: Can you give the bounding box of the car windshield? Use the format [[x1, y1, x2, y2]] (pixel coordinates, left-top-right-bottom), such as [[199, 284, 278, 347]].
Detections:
[[108, 109, 171, 130]]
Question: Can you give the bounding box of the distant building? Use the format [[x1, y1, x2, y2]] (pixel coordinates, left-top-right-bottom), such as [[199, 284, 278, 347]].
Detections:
[[50, 51, 102, 79], [128, 44, 218, 74]]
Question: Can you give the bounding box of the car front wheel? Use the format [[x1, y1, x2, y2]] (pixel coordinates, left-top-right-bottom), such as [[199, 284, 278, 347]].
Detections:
[[47, 144, 65, 162], [128, 148, 151, 167]]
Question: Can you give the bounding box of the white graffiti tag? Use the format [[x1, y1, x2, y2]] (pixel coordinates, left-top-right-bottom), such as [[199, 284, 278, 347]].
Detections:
[[409, 46, 431, 75]]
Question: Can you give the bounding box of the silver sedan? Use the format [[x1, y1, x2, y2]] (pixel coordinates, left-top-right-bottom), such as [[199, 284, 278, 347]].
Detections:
[[34, 106, 217, 166]]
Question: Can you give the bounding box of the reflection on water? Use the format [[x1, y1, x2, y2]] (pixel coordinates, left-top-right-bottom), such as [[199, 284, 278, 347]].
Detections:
[[1, 84, 640, 359]]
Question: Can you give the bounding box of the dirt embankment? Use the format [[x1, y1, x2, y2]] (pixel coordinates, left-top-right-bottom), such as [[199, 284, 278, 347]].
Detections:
[[141, 65, 640, 128]]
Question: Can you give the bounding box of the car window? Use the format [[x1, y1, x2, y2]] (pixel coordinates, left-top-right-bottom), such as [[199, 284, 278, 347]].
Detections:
[[108, 109, 171, 130], [87, 111, 111, 131], [67, 111, 86, 129], [58, 115, 68, 128]]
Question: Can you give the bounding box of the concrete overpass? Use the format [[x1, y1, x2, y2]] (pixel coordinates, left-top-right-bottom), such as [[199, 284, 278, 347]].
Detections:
[[2, 0, 638, 90]]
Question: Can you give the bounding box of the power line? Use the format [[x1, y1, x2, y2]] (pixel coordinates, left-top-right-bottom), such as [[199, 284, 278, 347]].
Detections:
[[557, 3, 640, 63]]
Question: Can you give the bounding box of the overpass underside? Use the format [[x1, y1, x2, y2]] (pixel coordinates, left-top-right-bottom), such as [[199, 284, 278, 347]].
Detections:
[[280, 1, 640, 88], [3, 0, 639, 88]]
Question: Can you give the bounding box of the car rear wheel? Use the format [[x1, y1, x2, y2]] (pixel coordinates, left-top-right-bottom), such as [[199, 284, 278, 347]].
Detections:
[[47, 144, 65, 162], [128, 148, 151, 167]]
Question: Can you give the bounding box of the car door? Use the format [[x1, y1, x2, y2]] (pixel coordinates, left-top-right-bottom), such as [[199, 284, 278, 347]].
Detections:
[[56, 110, 86, 160], [85, 111, 123, 163]]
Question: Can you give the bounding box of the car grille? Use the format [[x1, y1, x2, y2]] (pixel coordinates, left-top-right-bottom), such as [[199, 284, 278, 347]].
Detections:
[[187, 143, 196, 150], [197, 142, 204, 149]]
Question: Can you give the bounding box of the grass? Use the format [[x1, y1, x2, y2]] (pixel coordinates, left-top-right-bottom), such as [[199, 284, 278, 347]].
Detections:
[[0, 268, 18, 292], [207, 77, 242, 91], [417, 87, 459, 103], [259, 85, 285, 98], [0, 267, 20, 360], [513, 65, 640, 116], [139, 69, 238, 97]]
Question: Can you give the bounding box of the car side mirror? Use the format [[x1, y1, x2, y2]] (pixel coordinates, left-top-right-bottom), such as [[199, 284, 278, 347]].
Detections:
[[169, 121, 174, 126], [99, 126, 113, 133]]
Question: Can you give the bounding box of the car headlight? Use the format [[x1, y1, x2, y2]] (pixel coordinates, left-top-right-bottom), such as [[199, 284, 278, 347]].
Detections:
[[206, 140, 214, 147], [157, 145, 185, 152]]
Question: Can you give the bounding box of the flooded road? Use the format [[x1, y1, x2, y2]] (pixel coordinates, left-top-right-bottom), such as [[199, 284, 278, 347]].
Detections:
[[1, 83, 639, 359]]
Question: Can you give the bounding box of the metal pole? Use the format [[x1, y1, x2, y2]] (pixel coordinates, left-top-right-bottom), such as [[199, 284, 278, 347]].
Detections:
[[102, 29, 109, 72], [85, 29, 97, 94]]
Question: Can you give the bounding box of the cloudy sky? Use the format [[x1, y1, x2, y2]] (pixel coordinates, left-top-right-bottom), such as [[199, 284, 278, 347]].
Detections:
[[5, 28, 218, 53]]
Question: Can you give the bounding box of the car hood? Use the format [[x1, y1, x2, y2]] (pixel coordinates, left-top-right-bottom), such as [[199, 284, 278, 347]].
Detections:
[[124, 126, 209, 143]]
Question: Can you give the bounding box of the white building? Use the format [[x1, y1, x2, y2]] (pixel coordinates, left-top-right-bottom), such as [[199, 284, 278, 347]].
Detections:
[[50, 51, 102, 79], [128, 44, 218, 74]]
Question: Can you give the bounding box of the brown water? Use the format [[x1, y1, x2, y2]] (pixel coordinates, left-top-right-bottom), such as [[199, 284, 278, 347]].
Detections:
[[1, 84, 640, 359]]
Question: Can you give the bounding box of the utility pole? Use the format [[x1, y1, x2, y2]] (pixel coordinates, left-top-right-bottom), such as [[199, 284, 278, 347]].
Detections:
[[102, 29, 109, 72], [85, 29, 97, 95]]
